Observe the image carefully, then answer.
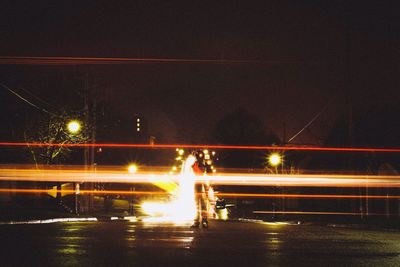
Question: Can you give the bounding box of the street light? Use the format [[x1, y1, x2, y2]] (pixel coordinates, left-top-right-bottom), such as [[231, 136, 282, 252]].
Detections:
[[128, 164, 138, 174], [67, 120, 81, 134], [267, 152, 283, 219], [268, 153, 282, 167], [65, 119, 83, 214]]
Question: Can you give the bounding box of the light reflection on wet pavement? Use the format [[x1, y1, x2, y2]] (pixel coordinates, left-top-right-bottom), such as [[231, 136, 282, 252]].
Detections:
[[1, 220, 400, 266]]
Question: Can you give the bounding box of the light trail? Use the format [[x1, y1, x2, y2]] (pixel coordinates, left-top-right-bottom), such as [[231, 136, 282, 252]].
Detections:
[[253, 211, 390, 216], [1, 188, 399, 200], [215, 193, 400, 199], [1, 167, 400, 187], [0, 188, 168, 195], [0, 56, 295, 65], [1, 142, 400, 153]]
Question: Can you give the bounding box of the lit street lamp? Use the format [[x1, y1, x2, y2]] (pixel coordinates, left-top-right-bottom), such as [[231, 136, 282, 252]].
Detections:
[[267, 152, 283, 219], [67, 120, 81, 134], [268, 153, 282, 168], [128, 164, 138, 174], [66, 119, 82, 214]]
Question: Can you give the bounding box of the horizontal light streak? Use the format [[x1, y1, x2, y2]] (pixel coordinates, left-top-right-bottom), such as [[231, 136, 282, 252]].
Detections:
[[1, 188, 399, 200], [216, 193, 400, 199], [0, 167, 400, 187], [0, 188, 168, 195], [0, 56, 297, 65], [253, 211, 388, 216], [0, 142, 400, 153]]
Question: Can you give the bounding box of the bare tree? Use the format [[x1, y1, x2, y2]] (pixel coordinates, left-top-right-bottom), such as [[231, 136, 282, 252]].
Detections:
[[25, 111, 88, 166]]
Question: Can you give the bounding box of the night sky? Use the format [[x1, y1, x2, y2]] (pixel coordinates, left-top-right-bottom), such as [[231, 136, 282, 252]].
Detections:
[[1, 1, 399, 145]]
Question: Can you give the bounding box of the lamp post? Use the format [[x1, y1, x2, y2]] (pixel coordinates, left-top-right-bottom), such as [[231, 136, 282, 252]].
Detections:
[[268, 152, 283, 219], [66, 119, 82, 214], [127, 164, 138, 215]]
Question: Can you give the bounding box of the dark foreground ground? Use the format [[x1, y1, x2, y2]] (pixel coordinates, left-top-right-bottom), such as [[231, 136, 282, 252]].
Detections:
[[1, 220, 400, 267]]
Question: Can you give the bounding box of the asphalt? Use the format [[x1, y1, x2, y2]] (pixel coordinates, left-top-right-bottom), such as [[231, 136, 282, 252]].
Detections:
[[1, 220, 400, 266]]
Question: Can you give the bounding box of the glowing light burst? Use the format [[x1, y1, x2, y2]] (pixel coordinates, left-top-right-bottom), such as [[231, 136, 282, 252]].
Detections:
[[67, 120, 81, 134], [140, 155, 197, 223], [127, 164, 138, 174], [268, 153, 282, 166], [176, 155, 197, 220]]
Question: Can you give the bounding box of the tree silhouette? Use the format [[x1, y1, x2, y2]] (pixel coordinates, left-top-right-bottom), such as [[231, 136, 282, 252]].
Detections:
[[25, 111, 88, 166], [212, 108, 279, 168], [311, 104, 400, 173]]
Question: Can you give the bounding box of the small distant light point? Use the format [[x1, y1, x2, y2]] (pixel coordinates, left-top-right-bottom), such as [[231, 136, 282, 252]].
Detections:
[[128, 164, 138, 173]]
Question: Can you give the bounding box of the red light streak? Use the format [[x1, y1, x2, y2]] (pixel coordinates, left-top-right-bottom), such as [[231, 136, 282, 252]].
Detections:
[[0, 56, 289, 65], [0, 142, 400, 153]]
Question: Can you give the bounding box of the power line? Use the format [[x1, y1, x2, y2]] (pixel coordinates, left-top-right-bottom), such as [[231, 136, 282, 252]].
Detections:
[[287, 102, 330, 143], [19, 86, 57, 110], [1, 83, 55, 115]]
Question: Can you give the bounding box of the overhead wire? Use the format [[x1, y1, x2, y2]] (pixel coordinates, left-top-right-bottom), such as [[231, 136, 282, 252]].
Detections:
[[18, 86, 58, 110], [1, 83, 56, 116], [287, 102, 330, 143]]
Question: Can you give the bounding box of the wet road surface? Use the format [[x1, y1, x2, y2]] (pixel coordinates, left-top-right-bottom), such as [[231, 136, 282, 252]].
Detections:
[[1, 220, 400, 266]]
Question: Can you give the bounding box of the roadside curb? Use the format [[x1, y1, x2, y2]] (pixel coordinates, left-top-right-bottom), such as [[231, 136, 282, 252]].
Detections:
[[0, 217, 98, 225]]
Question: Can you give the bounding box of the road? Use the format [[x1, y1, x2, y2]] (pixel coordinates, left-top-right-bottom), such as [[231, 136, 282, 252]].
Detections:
[[1, 220, 400, 266]]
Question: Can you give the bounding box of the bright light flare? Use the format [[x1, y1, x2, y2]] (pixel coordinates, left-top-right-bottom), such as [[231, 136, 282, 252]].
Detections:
[[140, 155, 197, 223], [67, 120, 81, 134], [268, 153, 282, 166], [140, 199, 196, 223], [128, 164, 138, 173]]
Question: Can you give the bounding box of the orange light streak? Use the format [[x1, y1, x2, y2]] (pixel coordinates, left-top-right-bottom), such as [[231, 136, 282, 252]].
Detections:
[[253, 211, 387, 216], [1, 188, 399, 200], [215, 193, 400, 199], [1, 142, 400, 153], [1, 167, 400, 187], [0, 188, 168, 195]]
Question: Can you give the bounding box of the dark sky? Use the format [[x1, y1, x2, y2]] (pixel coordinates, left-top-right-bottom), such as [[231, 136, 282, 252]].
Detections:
[[1, 1, 399, 144]]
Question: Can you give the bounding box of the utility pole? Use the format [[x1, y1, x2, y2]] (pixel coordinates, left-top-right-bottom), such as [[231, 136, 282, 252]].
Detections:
[[343, 10, 363, 219], [282, 122, 286, 215], [80, 71, 95, 213], [84, 72, 90, 169]]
